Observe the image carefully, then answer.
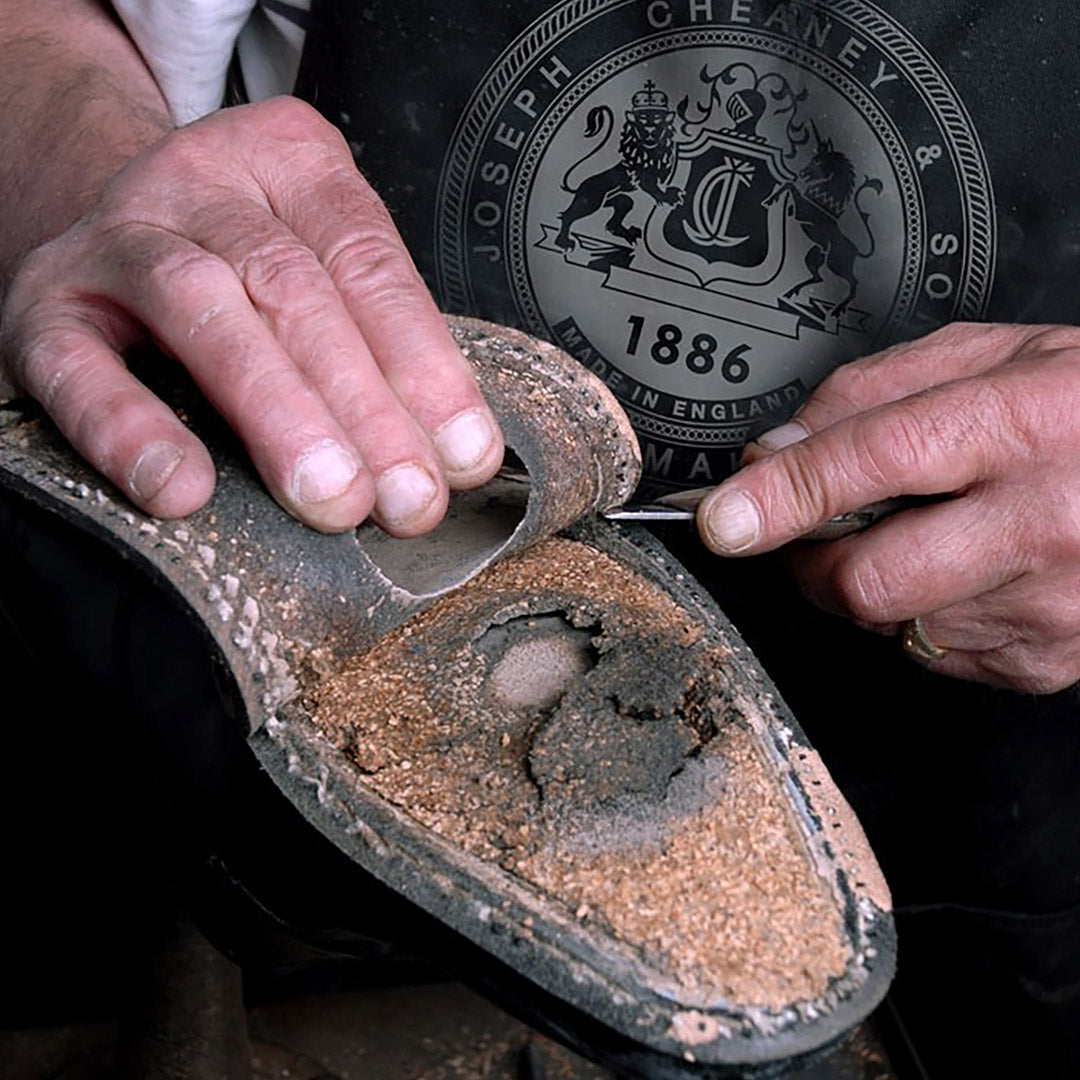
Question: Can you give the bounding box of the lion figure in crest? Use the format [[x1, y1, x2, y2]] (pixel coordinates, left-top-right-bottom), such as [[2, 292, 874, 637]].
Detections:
[[554, 81, 683, 251]]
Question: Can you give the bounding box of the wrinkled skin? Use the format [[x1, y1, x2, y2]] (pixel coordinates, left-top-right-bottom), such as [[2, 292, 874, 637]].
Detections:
[[698, 322, 1080, 694], [0, 97, 504, 535]]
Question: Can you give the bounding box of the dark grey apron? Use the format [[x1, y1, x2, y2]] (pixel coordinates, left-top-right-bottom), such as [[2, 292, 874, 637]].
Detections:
[[296, 0, 1078, 492], [293, 3, 1080, 1075]]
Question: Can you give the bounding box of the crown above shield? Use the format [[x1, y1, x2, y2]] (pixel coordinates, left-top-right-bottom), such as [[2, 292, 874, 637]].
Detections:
[[631, 79, 670, 111]]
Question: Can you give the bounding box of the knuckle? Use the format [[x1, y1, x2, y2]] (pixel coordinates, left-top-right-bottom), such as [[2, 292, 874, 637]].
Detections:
[[132, 240, 227, 299], [251, 98, 355, 177], [856, 404, 931, 481], [811, 361, 877, 414], [144, 130, 204, 178], [17, 326, 99, 407], [921, 320, 981, 350], [325, 229, 419, 302], [1023, 324, 1078, 353], [854, 381, 1013, 487], [772, 447, 838, 523], [922, 320, 1026, 360], [236, 240, 328, 316], [993, 379, 1080, 470], [965, 377, 1032, 462], [343, 171, 390, 217]]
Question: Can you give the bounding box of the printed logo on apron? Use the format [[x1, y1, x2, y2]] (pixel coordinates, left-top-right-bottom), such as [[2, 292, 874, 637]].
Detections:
[[437, 0, 994, 488]]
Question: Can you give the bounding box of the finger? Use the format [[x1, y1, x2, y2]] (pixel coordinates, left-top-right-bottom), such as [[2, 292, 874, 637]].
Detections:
[[698, 375, 1021, 556], [909, 632, 1080, 695], [745, 323, 1047, 459], [190, 202, 452, 535], [968, 637, 1080, 694], [255, 122, 503, 487], [783, 483, 1038, 623], [918, 569, 1080, 654], [7, 313, 215, 517], [95, 224, 378, 532]]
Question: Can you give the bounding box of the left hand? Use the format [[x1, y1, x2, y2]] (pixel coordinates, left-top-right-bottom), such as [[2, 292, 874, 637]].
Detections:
[[0, 99, 503, 534], [696, 322, 1080, 694]]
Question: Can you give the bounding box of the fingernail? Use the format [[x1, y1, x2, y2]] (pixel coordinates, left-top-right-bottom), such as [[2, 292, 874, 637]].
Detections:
[[702, 489, 761, 553], [129, 441, 183, 501], [433, 408, 498, 473], [375, 462, 438, 525], [291, 440, 359, 504], [657, 486, 713, 511], [754, 420, 810, 452]]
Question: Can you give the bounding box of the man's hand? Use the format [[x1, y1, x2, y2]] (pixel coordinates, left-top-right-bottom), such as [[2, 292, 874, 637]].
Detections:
[[0, 96, 503, 533], [697, 322, 1080, 694]]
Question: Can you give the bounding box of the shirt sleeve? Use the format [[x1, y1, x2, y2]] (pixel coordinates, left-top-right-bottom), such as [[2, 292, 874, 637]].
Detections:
[[112, 0, 259, 125], [236, 1, 311, 106]]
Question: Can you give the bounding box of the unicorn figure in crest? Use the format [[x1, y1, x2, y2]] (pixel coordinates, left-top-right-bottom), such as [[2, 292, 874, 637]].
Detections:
[[765, 123, 883, 320]]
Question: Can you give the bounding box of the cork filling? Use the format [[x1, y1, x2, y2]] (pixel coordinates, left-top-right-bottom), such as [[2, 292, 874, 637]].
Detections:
[[311, 538, 853, 1012]]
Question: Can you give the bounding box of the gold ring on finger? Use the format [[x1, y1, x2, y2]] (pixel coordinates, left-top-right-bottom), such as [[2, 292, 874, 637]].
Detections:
[[900, 616, 948, 662]]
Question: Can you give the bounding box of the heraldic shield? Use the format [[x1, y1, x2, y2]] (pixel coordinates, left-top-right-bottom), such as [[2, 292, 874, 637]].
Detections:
[[647, 129, 795, 289]]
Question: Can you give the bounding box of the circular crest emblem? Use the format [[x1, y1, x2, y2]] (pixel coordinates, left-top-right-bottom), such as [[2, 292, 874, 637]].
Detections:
[[437, 0, 994, 489]]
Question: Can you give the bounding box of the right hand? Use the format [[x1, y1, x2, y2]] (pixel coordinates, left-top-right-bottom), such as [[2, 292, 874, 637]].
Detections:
[[0, 96, 503, 533], [697, 322, 1080, 694]]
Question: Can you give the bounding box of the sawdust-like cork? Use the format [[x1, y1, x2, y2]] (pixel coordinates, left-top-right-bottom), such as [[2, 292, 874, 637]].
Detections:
[[793, 748, 892, 914], [312, 538, 853, 1012]]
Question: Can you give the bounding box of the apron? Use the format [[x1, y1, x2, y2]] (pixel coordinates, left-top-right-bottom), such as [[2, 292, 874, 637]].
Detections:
[[293, 4, 1080, 1075], [296, 0, 1078, 492]]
